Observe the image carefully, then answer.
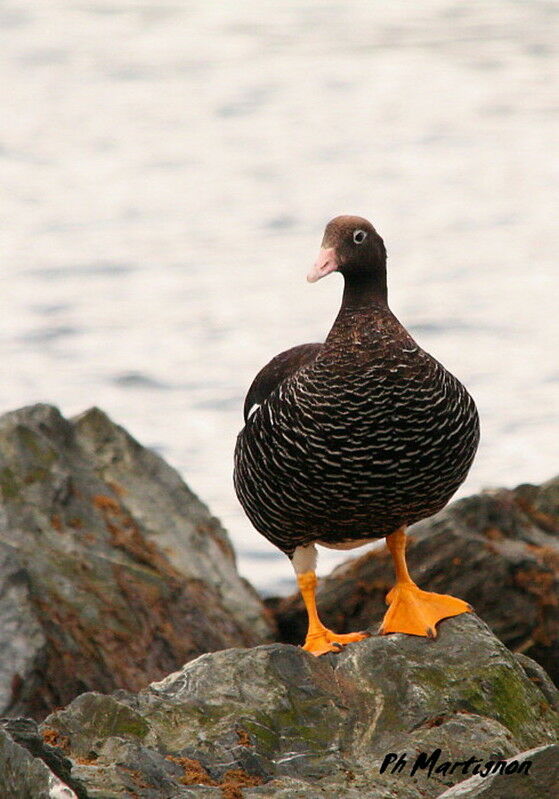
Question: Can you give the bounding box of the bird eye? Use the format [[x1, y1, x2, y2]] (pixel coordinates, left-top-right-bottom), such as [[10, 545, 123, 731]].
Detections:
[[353, 229, 367, 244]]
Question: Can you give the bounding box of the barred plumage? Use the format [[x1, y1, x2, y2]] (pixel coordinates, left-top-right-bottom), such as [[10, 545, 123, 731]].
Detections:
[[233, 216, 480, 561]]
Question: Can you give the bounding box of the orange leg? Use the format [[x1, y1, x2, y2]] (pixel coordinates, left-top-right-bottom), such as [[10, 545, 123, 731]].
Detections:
[[379, 528, 471, 637], [297, 571, 369, 656]]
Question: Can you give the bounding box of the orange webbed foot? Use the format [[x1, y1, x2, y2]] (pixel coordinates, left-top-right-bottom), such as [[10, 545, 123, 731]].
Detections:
[[379, 582, 471, 638], [302, 627, 370, 656]]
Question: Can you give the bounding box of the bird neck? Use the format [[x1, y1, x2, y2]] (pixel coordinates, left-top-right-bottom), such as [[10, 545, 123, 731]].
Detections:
[[321, 272, 390, 354], [340, 270, 388, 312]]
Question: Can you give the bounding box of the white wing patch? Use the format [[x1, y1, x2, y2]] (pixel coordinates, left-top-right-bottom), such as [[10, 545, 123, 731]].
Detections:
[[247, 403, 260, 419]]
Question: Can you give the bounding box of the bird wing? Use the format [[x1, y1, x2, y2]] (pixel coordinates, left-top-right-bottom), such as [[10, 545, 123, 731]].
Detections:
[[243, 342, 322, 422]]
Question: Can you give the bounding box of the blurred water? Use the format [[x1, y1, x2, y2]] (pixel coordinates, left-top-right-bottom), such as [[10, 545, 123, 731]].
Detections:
[[1, 1, 558, 594]]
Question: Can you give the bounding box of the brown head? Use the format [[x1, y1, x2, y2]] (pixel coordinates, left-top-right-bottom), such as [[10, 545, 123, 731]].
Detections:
[[307, 216, 387, 295]]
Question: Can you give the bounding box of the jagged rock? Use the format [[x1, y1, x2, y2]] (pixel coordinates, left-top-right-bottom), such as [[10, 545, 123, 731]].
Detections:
[[0, 404, 273, 721], [436, 743, 559, 798], [20, 614, 558, 799], [1, 406, 557, 797], [271, 477, 559, 684], [0, 723, 79, 799], [0, 717, 87, 798]]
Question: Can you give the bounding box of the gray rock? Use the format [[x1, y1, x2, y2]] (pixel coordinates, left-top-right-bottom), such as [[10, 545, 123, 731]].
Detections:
[[272, 477, 559, 683], [71, 406, 271, 641], [0, 404, 273, 720], [436, 744, 559, 798], [0, 717, 88, 798], [243, 772, 419, 798], [34, 614, 558, 799], [0, 725, 78, 799], [1, 407, 557, 798]]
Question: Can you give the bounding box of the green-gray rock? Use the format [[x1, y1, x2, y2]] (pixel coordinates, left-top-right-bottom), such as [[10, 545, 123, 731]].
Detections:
[[436, 744, 559, 798], [33, 614, 558, 798], [0, 404, 273, 721], [0, 724, 78, 799]]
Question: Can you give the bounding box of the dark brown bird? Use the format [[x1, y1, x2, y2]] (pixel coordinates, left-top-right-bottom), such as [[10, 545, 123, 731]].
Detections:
[[234, 216, 480, 655]]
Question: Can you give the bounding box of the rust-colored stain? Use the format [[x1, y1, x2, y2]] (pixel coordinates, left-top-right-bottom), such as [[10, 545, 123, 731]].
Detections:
[[50, 514, 63, 532], [25, 493, 244, 718], [236, 728, 252, 747], [107, 480, 126, 497], [93, 493, 181, 579], [166, 756, 264, 799], [92, 494, 121, 514], [74, 755, 98, 765], [121, 766, 150, 789], [515, 495, 559, 535], [196, 519, 235, 561], [526, 544, 559, 572], [167, 756, 215, 787], [424, 715, 446, 728], [515, 568, 557, 603], [514, 566, 559, 646], [220, 769, 265, 799], [483, 527, 504, 541], [41, 727, 70, 752]]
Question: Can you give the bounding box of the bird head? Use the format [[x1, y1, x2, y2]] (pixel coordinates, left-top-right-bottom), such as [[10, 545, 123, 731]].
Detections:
[[307, 215, 386, 285]]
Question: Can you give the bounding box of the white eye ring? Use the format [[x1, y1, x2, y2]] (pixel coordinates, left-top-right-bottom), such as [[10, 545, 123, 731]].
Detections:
[[353, 229, 367, 244]]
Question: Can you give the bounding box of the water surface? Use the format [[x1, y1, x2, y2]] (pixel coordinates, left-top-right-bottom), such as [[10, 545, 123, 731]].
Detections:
[[1, 1, 558, 593]]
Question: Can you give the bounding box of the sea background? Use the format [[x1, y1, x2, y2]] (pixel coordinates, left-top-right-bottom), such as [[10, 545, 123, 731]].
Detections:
[[1, 0, 557, 595]]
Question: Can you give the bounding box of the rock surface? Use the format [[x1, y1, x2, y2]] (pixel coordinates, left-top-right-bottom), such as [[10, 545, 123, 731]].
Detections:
[[436, 743, 559, 798], [0, 404, 274, 721], [272, 477, 559, 683], [1, 406, 558, 797], [0, 717, 85, 799], [0, 613, 553, 799]]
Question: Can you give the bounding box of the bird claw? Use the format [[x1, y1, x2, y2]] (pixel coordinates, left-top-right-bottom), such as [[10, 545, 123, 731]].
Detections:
[[302, 628, 370, 656]]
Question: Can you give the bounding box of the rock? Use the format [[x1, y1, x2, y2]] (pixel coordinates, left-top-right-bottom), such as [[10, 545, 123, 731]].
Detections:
[[271, 477, 559, 684], [0, 717, 87, 799], [23, 614, 558, 798], [0, 404, 274, 721], [1, 407, 557, 797], [436, 743, 559, 798], [0, 724, 79, 799]]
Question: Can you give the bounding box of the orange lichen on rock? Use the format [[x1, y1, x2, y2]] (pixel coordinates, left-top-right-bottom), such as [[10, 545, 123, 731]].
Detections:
[[121, 767, 150, 789], [483, 527, 504, 541], [92, 494, 121, 514], [41, 727, 70, 752], [515, 494, 559, 534], [166, 756, 215, 787], [50, 514, 63, 532], [220, 769, 264, 799], [166, 756, 264, 798], [236, 728, 252, 747], [514, 566, 559, 646], [92, 493, 180, 578], [526, 544, 559, 573], [515, 568, 557, 604]]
